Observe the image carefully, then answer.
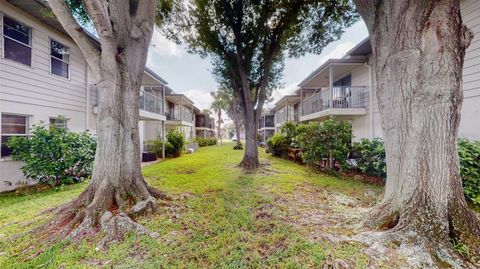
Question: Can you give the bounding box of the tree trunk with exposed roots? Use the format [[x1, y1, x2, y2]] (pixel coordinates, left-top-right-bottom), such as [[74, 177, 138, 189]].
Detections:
[[354, 0, 480, 265], [46, 0, 167, 248]]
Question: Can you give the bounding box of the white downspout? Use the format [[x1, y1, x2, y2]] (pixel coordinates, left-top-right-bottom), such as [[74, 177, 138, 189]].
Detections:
[[365, 62, 374, 139], [85, 63, 90, 131]]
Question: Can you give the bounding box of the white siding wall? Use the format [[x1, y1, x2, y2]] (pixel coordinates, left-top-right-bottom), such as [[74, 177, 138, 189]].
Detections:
[[0, 2, 88, 192], [0, 2, 88, 128], [359, 0, 480, 141], [460, 0, 480, 140]]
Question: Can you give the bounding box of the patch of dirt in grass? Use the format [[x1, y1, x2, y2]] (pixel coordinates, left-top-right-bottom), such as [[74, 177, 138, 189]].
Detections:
[[256, 159, 286, 176], [275, 183, 408, 268], [174, 167, 196, 174]]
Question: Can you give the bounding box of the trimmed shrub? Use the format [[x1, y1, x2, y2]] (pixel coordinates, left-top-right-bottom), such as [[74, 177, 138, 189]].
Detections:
[[267, 132, 290, 157], [195, 137, 217, 147], [458, 139, 480, 205], [296, 119, 352, 170], [6, 125, 96, 187], [144, 138, 173, 157], [166, 130, 185, 157], [266, 121, 299, 157], [233, 142, 243, 150], [351, 138, 387, 179]]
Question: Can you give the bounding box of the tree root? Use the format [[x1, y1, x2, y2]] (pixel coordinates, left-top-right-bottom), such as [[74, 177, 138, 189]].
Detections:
[[96, 211, 159, 250], [35, 181, 170, 250], [359, 200, 480, 268]]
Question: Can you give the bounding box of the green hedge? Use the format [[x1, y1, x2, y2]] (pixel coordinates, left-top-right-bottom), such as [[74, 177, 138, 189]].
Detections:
[[351, 138, 387, 179], [6, 125, 96, 187], [296, 120, 351, 170], [195, 137, 217, 147], [353, 138, 480, 205], [458, 139, 480, 205], [145, 130, 185, 158]]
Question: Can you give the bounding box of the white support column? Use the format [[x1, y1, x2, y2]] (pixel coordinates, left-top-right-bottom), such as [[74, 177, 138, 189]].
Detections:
[[329, 65, 334, 108], [162, 85, 165, 115], [300, 87, 303, 117], [180, 97, 183, 121], [285, 98, 288, 122], [162, 121, 165, 159]]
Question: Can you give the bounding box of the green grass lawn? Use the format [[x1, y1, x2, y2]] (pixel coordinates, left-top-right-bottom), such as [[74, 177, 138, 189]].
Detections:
[[0, 143, 383, 268]]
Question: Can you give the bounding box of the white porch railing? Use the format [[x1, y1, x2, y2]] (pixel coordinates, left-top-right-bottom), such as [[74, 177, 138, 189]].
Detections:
[[302, 86, 367, 116]]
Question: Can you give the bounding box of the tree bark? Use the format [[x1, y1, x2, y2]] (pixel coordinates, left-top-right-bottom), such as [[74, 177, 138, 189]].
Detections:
[[46, 0, 167, 248], [232, 95, 242, 147], [354, 0, 480, 265], [240, 98, 260, 170]]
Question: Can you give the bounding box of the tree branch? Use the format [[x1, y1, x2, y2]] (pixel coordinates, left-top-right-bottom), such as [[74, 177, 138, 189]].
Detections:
[[83, 0, 116, 47], [352, 0, 379, 29], [47, 0, 101, 73]]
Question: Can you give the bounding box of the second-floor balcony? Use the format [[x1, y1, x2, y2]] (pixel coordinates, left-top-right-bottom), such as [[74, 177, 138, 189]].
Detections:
[[275, 108, 298, 126], [91, 86, 165, 119], [259, 115, 275, 129], [301, 86, 367, 121], [166, 107, 194, 122], [196, 115, 215, 129], [140, 88, 163, 115]]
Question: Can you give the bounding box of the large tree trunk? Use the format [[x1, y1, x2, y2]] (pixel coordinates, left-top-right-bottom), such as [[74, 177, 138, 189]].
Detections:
[[240, 101, 260, 170], [46, 0, 167, 249], [232, 94, 242, 147], [354, 0, 480, 265]]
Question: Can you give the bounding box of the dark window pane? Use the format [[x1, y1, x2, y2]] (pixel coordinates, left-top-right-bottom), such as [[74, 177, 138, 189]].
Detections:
[[50, 118, 67, 128], [1, 136, 13, 157], [4, 38, 31, 66], [2, 114, 26, 125], [3, 17, 30, 45], [51, 40, 69, 62], [51, 58, 69, 78], [1, 124, 26, 134]]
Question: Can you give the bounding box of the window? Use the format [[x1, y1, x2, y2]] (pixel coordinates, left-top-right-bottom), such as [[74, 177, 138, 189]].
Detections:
[[50, 39, 70, 78], [3, 16, 32, 66], [1, 114, 28, 157], [49, 117, 67, 128]]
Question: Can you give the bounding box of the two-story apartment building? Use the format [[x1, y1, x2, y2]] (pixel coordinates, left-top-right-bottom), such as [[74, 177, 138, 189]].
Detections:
[[0, 1, 174, 192], [195, 112, 215, 138], [273, 94, 300, 131], [257, 113, 275, 143], [165, 87, 197, 141], [274, 0, 480, 143]]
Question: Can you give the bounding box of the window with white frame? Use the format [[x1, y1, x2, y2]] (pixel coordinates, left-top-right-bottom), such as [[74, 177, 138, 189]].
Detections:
[[1, 114, 28, 157], [50, 39, 70, 78], [2, 16, 32, 66], [49, 117, 68, 128]]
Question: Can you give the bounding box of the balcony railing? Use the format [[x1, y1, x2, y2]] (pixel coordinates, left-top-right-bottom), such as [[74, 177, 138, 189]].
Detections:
[[259, 115, 275, 128], [275, 108, 298, 125], [140, 89, 163, 114], [302, 86, 367, 116], [166, 106, 193, 122], [92, 86, 164, 116], [196, 116, 215, 129]]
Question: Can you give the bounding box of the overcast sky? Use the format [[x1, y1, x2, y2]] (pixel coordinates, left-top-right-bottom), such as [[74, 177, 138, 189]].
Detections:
[[145, 20, 369, 111]]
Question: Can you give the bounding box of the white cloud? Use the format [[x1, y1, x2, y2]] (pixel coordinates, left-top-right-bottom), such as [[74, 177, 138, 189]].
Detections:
[[184, 89, 213, 110], [318, 42, 355, 64], [148, 31, 183, 57], [268, 83, 299, 108]]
